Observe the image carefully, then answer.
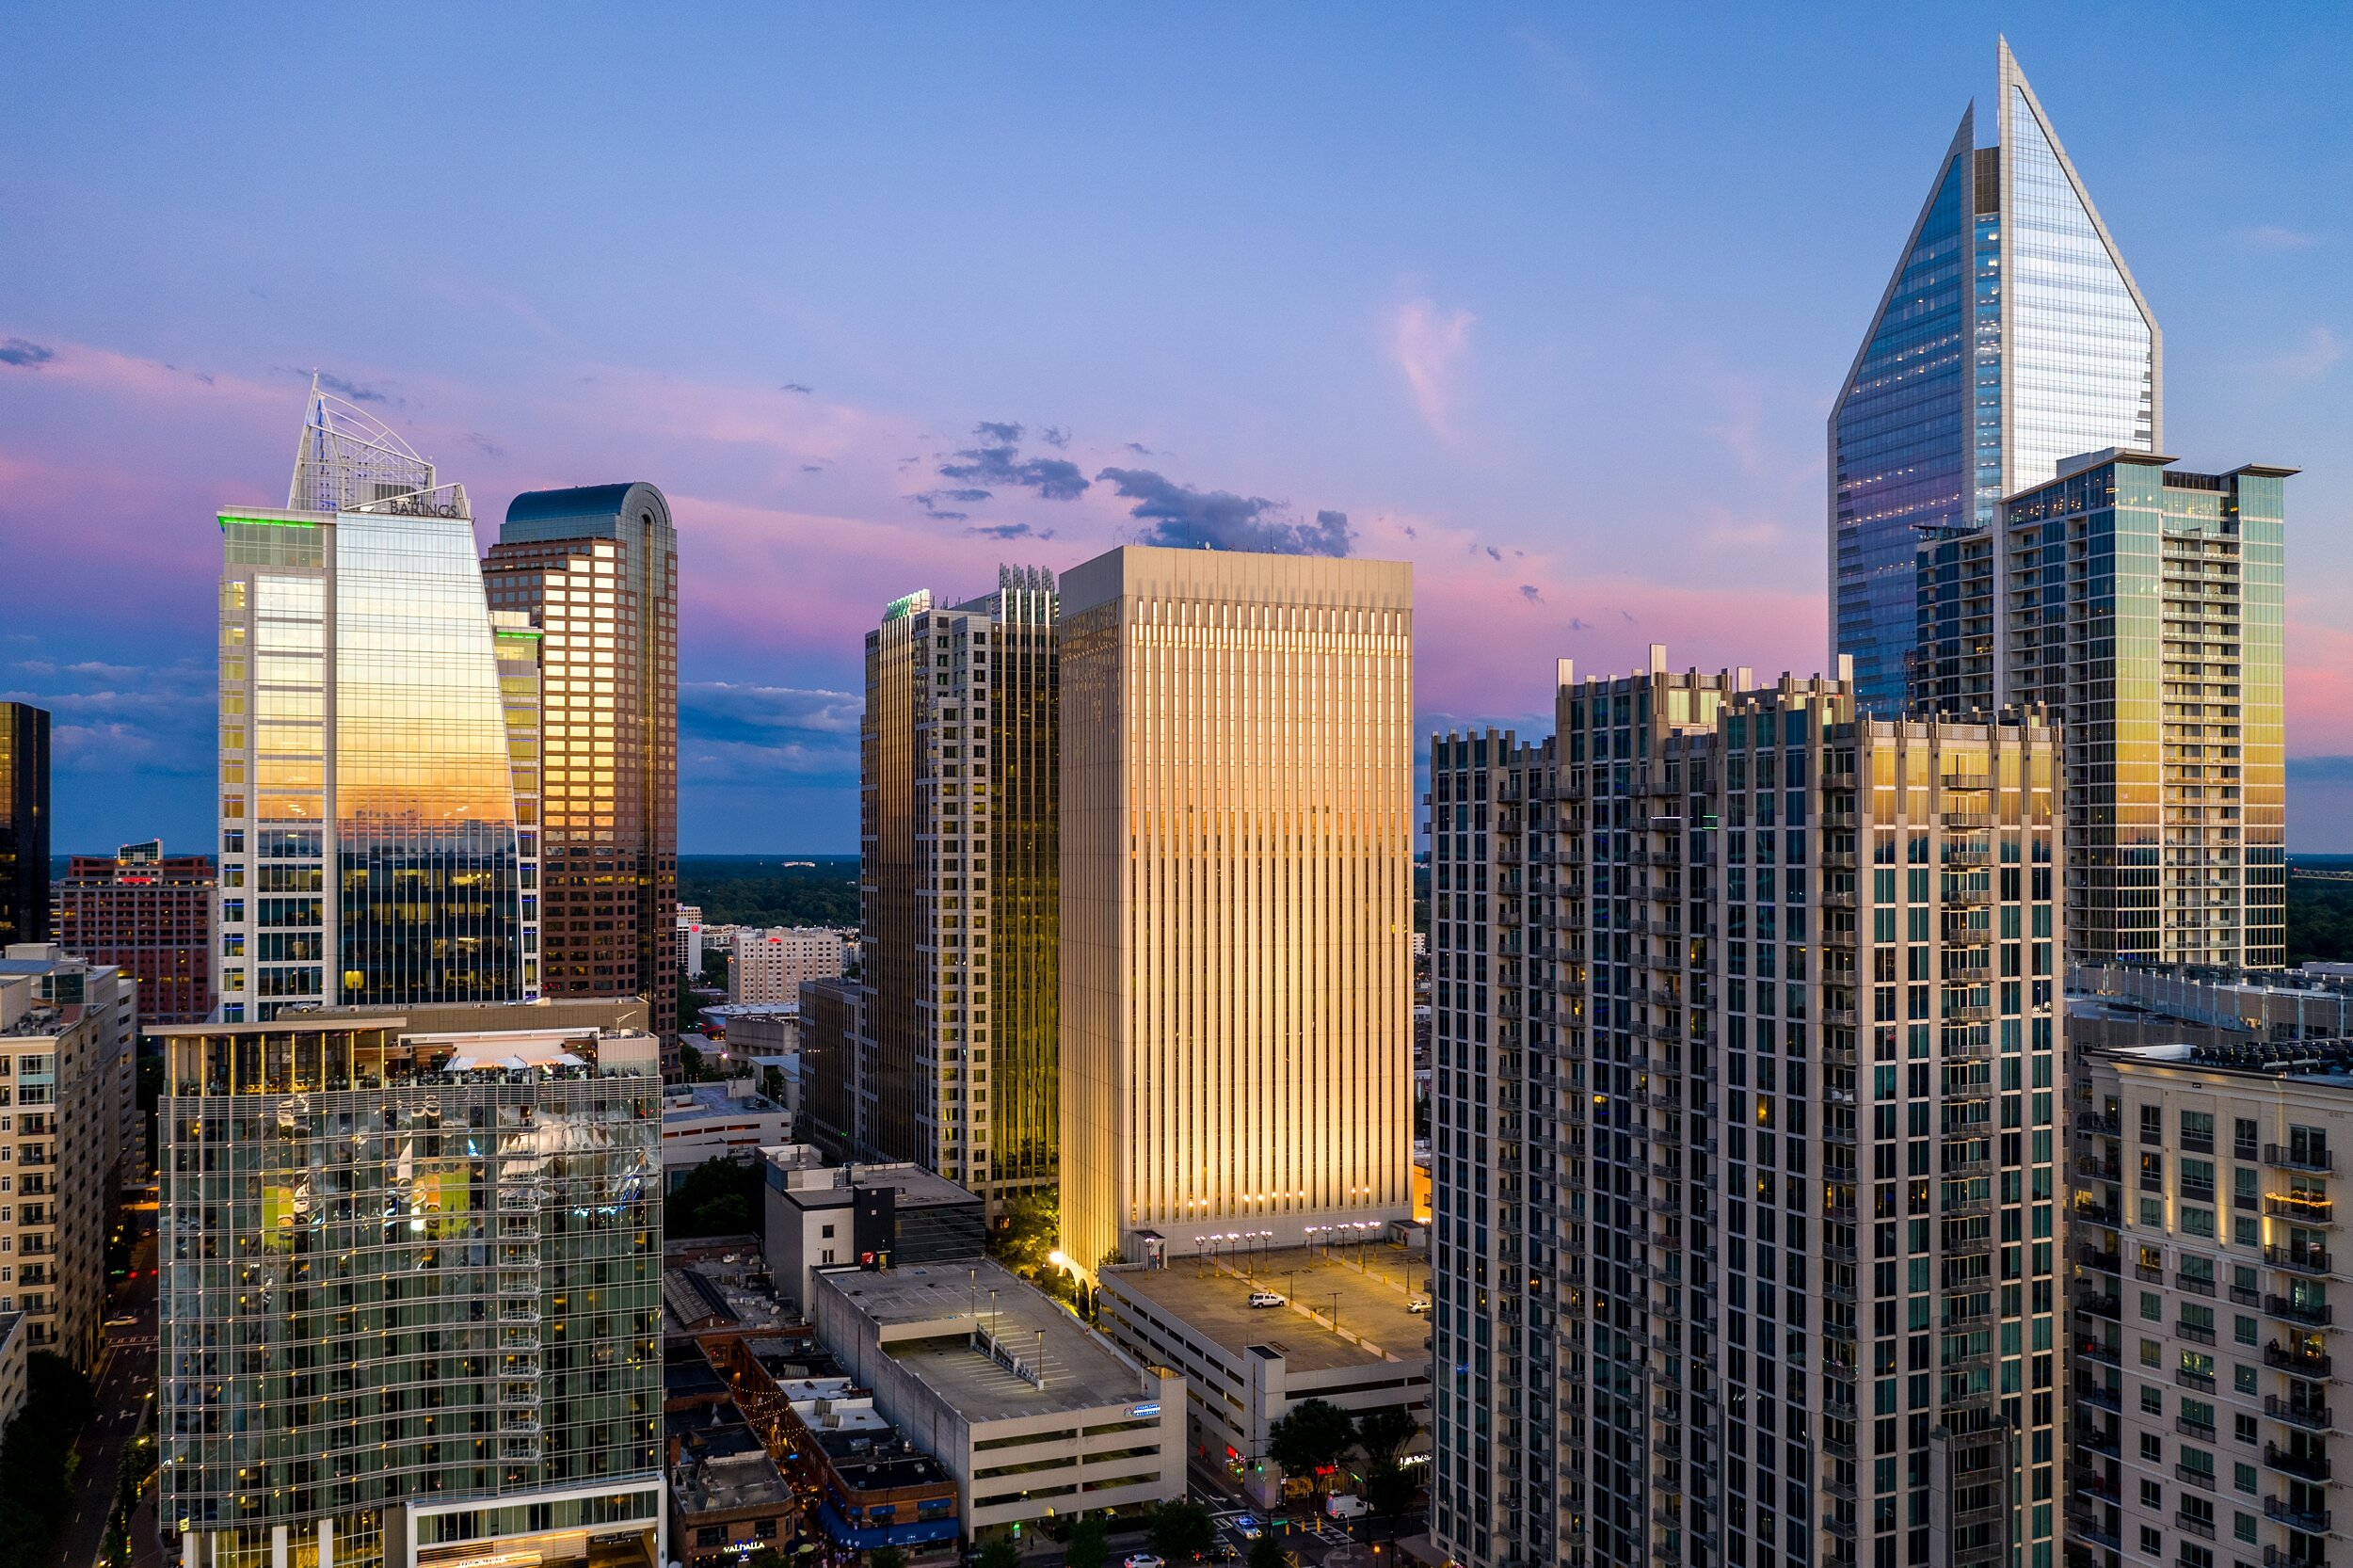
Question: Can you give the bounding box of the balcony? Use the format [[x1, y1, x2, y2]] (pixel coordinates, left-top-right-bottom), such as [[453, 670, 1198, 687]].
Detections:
[[2175, 1272, 2217, 1297], [2265, 1342, 2333, 1377], [2076, 1338, 2121, 1368], [2172, 1463, 2217, 1492], [2173, 1510, 2217, 1541], [2263, 1496, 2331, 1533], [2075, 1381, 2121, 1413], [2263, 1443, 2331, 1482], [2074, 1294, 2121, 1322], [2267, 1295, 2334, 1328], [2076, 1247, 2122, 1274], [2265, 1396, 2334, 1432], [2265, 1193, 2335, 1224], [2174, 1368, 2217, 1393], [2176, 1415, 2217, 1441], [2266, 1243, 2333, 1276], [2265, 1144, 2336, 1175]]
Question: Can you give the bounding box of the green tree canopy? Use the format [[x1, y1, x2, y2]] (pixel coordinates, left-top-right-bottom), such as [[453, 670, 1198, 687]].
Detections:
[[1353, 1404, 1417, 1472], [1247, 1537, 1289, 1568], [1146, 1498, 1217, 1561], [1064, 1514, 1111, 1568], [976, 1537, 1024, 1568], [1267, 1397, 1356, 1486]]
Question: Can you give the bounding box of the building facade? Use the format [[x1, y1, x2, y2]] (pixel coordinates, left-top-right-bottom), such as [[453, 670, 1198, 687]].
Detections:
[[0, 703, 49, 952], [1058, 546, 1415, 1275], [729, 927, 848, 1005], [216, 384, 536, 1022], [1917, 452, 2288, 969], [857, 566, 1059, 1206], [2067, 1040, 2346, 1568], [1431, 652, 2066, 1568], [1832, 40, 2159, 715], [0, 944, 136, 1369], [483, 485, 679, 1039], [54, 841, 216, 1024], [155, 1016, 664, 1568]]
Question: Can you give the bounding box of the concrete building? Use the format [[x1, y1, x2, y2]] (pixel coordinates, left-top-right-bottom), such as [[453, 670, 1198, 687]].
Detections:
[[0, 1309, 24, 1428], [760, 1148, 985, 1315], [730, 927, 848, 1005], [667, 1404, 796, 1566], [0, 703, 49, 952], [483, 484, 680, 1032], [1058, 545, 1417, 1276], [2070, 964, 2353, 1055], [2067, 1038, 2348, 1568], [154, 1015, 665, 1568], [1430, 654, 2066, 1568], [1917, 452, 2289, 968], [1096, 1243, 1431, 1507], [0, 943, 136, 1368], [857, 567, 1061, 1207], [53, 841, 216, 1025], [662, 1081, 795, 1187], [216, 381, 538, 1020], [811, 1259, 1186, 1539]]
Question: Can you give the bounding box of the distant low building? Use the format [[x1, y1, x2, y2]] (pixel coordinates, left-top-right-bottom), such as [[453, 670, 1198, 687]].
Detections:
[[52, 840, 215, 1025], [811, 1259, 1187, 1542], [663, 1082, 796, 1187]]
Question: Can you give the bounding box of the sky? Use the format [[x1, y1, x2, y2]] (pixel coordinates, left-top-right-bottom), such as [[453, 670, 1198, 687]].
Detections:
[[4, 4, 2350, 853]]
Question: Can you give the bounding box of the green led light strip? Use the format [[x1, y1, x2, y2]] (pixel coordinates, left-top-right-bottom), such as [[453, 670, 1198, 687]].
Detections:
[[217, 514, 319, 529], [495, 630, 545, 639]]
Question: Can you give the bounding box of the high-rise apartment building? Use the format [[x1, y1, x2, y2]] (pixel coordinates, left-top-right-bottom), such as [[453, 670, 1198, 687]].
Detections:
[[1917, 451, 2289, 968], [2067, 1039, 2345, 1568], [857, 566, 1059, 1207], [483, 485, 678, 1042], [216, 383, 537, 1021], [0, 703, 49, 950], [1431, 652, 2065, 1568], [0, 943, 136, 1369], [154, 1014, 664, 1568], [1058, 546, 1414, 1276], [728, 926, 848, 1004], [1833, 40, 2159, 715], [54, 840, 216, 1024]]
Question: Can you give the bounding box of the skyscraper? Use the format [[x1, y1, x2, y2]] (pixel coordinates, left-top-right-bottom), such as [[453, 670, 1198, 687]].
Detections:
[[1917, 452, 2290, 967], [54, 840, 216, 1024], [1430, 652, 2064, 1568], [154, 1013, 665, 1568], [1058, 546, 1414, 1277], [856, 566, 1059, 1206], [483, 485, 679, 1053], [1832, 40, 2159, 714], [0, 702, 49, 950], [216, 383, 536, 1021]]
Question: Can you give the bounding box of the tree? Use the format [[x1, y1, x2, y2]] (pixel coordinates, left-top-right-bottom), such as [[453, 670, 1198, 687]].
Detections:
[[675, 969, 702, 1030], [1146, 1498, 1217, 1561], [1064, 1515, 1110, 1568], [1353, 1405, 1417, 1473], [760, 1064, 789, 1105], [975, 1537, 1023, 1568], [868, 1548, 907, 1568], [1247, 1538, 1289, 1568], [1363, 1462, 1418, 1539], [1266, 1398, 1356, 1497], [668, 1155, 763, 1238]]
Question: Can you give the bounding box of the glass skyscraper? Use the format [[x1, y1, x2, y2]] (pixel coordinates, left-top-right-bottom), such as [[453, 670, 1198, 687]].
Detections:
[[1831, 40, 2159, 714], [216, 383, 536, 1021]]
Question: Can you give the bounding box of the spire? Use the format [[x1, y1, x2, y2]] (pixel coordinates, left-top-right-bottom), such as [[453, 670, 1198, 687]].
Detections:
[[286, 374, 444, 513]]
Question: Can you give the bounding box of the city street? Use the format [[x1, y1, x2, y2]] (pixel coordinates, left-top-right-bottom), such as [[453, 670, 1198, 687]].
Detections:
[[58, 1191, 158, 1568]]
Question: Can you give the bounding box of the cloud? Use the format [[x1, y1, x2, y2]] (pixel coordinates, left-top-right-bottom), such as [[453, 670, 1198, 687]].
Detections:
[[1039, 425, 1070, 448], [1125, 441, 1155, 456], [937, 424, 1090, 500], [2241, 225, 2320, 251], [908, 490, 973, 520], [2272, 325, 2343, 380], [679, 680, 860, 784], [1519, 584, 1543, 603], [464, 432, 505, 457], [0, 338, 56, 369], [315, 371, 393, 406], [780, 382, 813, 393], [1391, 297, 1475, 440], [971, 522, 1033, 540], [1093, 467, 1354, 556]]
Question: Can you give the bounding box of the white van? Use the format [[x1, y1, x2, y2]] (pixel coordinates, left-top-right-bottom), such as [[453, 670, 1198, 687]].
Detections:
[[1325, 1494, 1369, 1519], [1248, 1289, 1286, 1308]]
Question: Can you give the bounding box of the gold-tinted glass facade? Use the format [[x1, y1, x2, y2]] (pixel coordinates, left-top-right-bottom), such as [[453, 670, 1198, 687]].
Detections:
[[485, 485, 679, 1066], [855, 568, 1058, 1206], [1058, 547, 1414, 1274]]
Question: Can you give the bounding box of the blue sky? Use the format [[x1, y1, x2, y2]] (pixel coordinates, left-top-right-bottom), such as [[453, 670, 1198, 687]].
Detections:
[[4, 4, 2350, 850]]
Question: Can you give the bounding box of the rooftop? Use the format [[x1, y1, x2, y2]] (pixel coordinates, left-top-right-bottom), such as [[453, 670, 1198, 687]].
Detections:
[[1101, 1244, 1432, 1375], [817, 1259, 1153, 1424], [2098, 1038, 2353, 1089], [764, 1150, 984, 1211], [664, 1083, 788, 1122]]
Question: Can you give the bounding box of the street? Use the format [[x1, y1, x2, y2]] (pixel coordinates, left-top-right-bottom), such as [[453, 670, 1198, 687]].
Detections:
[[57, 1190, 158, 1568]]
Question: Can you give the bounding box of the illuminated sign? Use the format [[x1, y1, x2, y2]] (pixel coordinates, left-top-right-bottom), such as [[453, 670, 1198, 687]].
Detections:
[[1129, 1402, 1161, 1417], [884, 590, 934, 622], [217, 514, 318, 529]]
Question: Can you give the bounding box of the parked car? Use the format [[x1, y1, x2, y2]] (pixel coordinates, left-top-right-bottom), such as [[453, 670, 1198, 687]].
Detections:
[[1248, 1289, 1285, 1308], [1406, 1294, 1432, 1314], [1124, 1556, 1167, 1568], [1325, 1494, 1370, 1519]]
